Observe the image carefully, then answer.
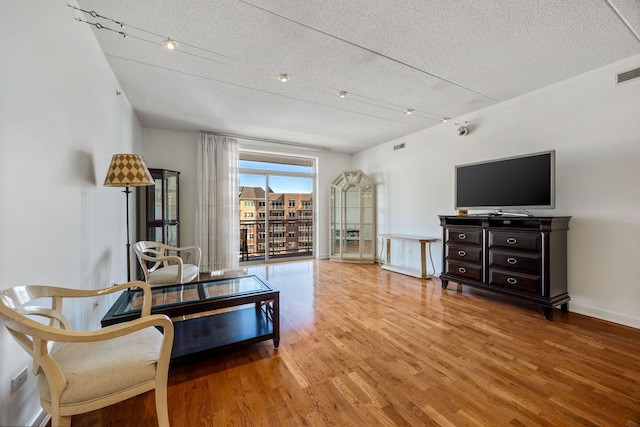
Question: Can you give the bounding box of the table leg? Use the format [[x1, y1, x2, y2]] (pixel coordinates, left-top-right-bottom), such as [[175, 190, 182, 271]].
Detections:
[[273, 293, 280, 348], [420, 241, 427, 278], [385, 238, 391, 265], [427, 241, 435, 276]]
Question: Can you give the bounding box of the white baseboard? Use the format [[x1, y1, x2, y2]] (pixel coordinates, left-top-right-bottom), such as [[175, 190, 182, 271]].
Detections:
[[570, 303, 640, 329], [27, 409, 49, 427]]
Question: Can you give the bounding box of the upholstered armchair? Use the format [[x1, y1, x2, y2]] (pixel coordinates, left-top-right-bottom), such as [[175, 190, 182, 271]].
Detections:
[[134, 241, 201, 286], [0, 281, 174, 427]]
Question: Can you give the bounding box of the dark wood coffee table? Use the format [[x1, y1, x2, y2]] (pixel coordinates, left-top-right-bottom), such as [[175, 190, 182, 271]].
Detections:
[[101, 275, 279, 362]]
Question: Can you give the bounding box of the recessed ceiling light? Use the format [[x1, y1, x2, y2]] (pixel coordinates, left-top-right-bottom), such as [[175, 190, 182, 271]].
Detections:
[[278, 73, 289, 82], [405, 108, 414, 115], [441, 117, 470, 126], [338, 91, 347, 98], [163, 37, 177, 50]]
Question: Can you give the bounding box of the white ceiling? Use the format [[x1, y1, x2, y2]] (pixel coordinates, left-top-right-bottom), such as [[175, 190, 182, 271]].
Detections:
[[74, 0, 640, 153]]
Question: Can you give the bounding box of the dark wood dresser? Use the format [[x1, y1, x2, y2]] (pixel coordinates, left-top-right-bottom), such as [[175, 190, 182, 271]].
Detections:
[[439, 215, 570, 320]]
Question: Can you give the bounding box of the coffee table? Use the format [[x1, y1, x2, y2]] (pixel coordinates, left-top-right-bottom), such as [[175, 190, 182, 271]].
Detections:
[[101, 275, 279, 362]]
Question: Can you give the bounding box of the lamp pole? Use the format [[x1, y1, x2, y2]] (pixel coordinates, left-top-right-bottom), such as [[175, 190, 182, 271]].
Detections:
[[124, 185, 132, 282], [104, 154, 154, 283]]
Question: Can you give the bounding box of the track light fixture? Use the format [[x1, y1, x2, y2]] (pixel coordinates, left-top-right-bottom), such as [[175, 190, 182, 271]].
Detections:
[[441, 117, 469, 126], [457, 126, 469, 136], [441, 116, 471, 135], [67, 4, 483, 126], [163, 38, 177, 50]]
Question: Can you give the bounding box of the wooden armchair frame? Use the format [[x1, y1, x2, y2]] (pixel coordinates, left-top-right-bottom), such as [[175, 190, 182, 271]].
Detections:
[[134, 241, 201, 285], [0, 281, 174, 427]]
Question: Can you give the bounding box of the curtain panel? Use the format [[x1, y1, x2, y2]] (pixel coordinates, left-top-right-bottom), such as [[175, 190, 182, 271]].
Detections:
[[195, 134, 240, 272]]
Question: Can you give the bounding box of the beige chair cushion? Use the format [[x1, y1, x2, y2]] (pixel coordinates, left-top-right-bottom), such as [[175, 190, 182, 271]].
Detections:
[[38, 327, 163, 406], [147, 264, 199, 285]]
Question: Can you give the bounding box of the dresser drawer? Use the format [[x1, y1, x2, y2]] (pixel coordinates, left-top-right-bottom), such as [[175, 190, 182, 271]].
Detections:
[[489, 250, 541, 275], [446, 244, 482, 264], [445, 260, 483, 282], [489, 231, 541, 253], [489, 269, 540, 295], [446, 228, 482, 246]]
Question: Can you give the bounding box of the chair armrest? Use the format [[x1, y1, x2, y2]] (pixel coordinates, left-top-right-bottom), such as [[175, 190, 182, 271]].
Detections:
[[172, 245, 199, 252], [180, 246, 201, 266], [10, 282, 154, 318], [68, 281, 155, 316], [171, 246, 201, 266], [22, 313, 174, 344], [137, 253, 184, 267], [29, 281, 151, 298], [193, 246, 202, 266], [6, 282, 147, 302]]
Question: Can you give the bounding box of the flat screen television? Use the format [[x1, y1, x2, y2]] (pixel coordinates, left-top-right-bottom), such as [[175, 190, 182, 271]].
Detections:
[[455, 150, 555, 212]]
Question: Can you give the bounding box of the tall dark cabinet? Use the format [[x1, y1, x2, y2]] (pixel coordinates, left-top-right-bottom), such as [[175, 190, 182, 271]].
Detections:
[[439, 215, 570, 320], [138, 169, 180, 248]]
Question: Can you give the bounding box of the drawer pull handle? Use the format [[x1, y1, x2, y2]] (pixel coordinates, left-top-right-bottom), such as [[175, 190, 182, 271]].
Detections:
[[507, 257, 517, 265], [458, 267, 467, 274], [458, 233, 467, 240], [506, 277, 518, 285], [458, 250, 467, 257], [506, 237, 517, 245]]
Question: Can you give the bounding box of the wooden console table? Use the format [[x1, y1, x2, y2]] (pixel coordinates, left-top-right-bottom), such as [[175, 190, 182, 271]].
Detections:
[[379, 234, 439, 279]]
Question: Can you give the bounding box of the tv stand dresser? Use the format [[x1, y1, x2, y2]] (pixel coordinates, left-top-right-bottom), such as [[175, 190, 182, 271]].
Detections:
[[439, 215, 570, 320]]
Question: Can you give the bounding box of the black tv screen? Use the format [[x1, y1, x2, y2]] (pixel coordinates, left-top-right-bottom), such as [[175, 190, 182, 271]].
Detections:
[[455, 150, 555, 210]]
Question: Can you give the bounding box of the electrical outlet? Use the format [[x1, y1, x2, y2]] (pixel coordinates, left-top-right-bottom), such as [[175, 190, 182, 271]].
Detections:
[[92, 300, 99, 311], [11, 367, 28, 395]]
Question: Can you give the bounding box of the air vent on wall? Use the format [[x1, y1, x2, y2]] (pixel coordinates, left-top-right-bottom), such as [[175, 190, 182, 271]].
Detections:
[[616, 66, 640, 85], [393, 142, 406, 151]]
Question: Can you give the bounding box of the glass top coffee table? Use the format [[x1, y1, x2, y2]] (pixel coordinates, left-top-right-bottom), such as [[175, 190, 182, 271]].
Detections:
[[101, 275, 279, 362]]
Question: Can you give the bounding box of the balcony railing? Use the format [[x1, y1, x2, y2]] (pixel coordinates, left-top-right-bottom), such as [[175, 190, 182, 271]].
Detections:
[[240, 219, 313, 262]]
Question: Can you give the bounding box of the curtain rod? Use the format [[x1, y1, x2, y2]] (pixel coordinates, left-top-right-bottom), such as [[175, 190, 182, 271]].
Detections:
[[198, 131, 330, 151]]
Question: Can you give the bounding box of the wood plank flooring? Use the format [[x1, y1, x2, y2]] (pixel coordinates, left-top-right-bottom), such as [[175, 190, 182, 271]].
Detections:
[[71, 260, 640, 426]]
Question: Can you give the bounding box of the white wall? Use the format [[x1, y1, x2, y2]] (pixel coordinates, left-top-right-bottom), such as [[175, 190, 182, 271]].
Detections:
[[353, 54, 640, 329], [0, 1, 143, 425], [140, 128, 199, 247], [140, 130, 352, 259]]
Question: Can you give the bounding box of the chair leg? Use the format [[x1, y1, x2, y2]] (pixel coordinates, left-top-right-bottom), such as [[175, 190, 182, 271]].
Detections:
[[51, 414, 72, 427], [155, 387, 170, 427]]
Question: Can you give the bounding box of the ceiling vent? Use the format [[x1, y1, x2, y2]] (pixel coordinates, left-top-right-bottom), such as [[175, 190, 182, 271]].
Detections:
[[616, 66, 640, 85], [393, 142, 406, 151]]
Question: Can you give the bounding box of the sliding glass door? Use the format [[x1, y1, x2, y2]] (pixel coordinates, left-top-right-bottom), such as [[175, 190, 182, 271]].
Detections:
[[239, 153, 315, 263]]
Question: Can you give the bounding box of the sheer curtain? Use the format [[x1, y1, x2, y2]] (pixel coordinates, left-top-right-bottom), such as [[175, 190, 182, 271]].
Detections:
[[195, 133, 240, 272]]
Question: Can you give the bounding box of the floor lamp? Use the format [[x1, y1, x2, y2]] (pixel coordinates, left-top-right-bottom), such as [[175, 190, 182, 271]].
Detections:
[[104, 154, 155, 282]]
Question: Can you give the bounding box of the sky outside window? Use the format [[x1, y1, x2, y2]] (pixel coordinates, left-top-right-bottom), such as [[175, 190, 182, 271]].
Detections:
[[240, 174, 312, 193], [239, 160, 313, 193], [240, 160, 313, 173]]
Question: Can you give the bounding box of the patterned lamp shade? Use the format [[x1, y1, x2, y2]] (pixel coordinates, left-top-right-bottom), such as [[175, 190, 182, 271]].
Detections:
[[104, 154, 154, 187]]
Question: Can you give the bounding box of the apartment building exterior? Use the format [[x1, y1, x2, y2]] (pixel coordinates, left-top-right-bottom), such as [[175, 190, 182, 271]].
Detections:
[[239, 186, 313, 261]]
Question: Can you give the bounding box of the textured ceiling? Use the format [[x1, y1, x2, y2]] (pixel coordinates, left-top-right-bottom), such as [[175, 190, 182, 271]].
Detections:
[[74, 0, 640, 153]]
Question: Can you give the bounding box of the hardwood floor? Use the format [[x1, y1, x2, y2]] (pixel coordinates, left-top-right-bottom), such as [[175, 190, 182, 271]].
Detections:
[[72, 260, 640, 426]]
